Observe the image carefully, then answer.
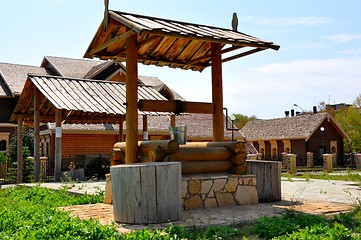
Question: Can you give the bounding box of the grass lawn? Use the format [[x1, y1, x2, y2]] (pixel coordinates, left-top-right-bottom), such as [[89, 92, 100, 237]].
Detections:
[[2, 179, 361, 239]]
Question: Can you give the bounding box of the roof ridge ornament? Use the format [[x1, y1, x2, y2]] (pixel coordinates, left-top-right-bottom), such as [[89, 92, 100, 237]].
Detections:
[[232, 12, 238, 32]]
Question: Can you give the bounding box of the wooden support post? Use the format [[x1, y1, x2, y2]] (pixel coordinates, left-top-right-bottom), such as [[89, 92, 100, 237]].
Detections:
[[118, 117, 124, 142], [34, 89, 40, 182], [211, 43, 224, 142], [16, 116, 23, 183], [54, 109, 62, 181], [143, 115, 148, 140], [171, 115, 176, 127], [125, 33, 138, 164]]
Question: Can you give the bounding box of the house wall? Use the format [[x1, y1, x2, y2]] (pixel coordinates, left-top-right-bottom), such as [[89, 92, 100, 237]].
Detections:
[[291, 139, 307, 165], [307, 119, 344, 165]]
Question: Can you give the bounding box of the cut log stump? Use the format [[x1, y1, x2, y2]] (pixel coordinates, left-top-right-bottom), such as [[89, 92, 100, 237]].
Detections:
[[110, 162, 181, 224]]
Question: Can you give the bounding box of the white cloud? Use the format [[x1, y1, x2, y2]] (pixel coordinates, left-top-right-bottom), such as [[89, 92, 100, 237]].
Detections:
[[327, 34, 361, 43]]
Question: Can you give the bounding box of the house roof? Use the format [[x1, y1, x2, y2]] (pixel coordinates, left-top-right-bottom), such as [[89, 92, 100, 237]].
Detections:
[[42, 56, 105, 79], [0, 62, 47, 96], [12, 74, 168, 124], [139, 76, 185, 101], [84, 11, 279, 72], [241, 112, 350, 142]]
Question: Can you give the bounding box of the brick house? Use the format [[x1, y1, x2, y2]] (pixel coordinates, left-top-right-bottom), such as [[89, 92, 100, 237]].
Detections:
[[240, 112, 350, 166]]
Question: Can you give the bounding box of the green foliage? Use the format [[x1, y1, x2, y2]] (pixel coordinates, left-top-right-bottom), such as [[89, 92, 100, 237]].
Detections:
[[9, 124, 34, 161], [233, 113, 257, 129], [0, 185, 120, 239], [334, 101, 361, 153], [0, 152, 8, 163], [253, 211, 326, 239], [275, 223, 354, 240]]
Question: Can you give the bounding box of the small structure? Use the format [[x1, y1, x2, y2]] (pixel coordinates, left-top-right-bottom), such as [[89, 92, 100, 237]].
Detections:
[[241, 112, 351, 166]]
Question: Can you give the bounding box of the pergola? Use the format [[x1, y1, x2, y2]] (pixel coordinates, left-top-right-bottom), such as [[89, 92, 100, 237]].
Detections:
[[11, 74, 168, 182], [83, 10, 279, 164]]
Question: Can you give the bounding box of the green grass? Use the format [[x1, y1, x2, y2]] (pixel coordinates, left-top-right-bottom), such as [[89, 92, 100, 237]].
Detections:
[[282, 170, 361, 183], [2, 184, 361, 239]]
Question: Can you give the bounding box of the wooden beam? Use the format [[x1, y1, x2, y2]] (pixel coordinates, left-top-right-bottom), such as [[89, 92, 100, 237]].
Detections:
[[222, 48, 266, 64], [211, 43, 224, 141], [142, 115, 148, 140], [54, 109, 62, 182], [125, 33, 139, 164], [171, 115, 176, 127], [87, 30, 136, 56], [188, 45, 244, 65], [138, 100, 213, 114], [118, 117, 124, 142], [33, 89, 40, 182], [16, 116, 23, 183]]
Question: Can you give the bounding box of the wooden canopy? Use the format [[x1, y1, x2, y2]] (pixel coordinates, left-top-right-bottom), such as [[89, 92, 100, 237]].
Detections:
[[84, 11, 280, 72], [11, 74, 167, 124]]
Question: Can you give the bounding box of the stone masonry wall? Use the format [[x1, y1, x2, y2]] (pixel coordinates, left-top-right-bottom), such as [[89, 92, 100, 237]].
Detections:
[[182, 174, 258, 210]]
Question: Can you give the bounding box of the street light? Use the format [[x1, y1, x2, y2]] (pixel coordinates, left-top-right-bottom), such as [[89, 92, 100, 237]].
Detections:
[[293, 103, 305, 114], [230, 114, 236, 141]]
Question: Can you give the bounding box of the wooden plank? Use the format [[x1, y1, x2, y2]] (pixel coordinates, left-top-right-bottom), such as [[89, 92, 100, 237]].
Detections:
[[247, 160, 282, 202], [166, 147, 232, 161], [211, 43, 224, 141], [181, 160, 232, 174], [111, 162, 181, 224], [125, 33, 139, 164]]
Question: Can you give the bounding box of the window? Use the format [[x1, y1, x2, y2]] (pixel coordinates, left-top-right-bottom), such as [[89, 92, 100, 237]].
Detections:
[[0, 140, 6, 152]]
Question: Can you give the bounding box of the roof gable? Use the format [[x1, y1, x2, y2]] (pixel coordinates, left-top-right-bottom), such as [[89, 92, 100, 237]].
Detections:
[[42, 56, 105, 78]]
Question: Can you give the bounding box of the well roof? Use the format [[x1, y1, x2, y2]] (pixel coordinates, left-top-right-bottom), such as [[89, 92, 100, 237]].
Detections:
[[84, 11, 279, 71]]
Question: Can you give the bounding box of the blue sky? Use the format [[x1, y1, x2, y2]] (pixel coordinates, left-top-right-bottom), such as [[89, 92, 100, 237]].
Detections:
[[1, 0, 360, 119]]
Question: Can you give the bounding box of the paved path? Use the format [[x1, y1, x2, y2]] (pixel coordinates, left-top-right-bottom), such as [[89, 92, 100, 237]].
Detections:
[[3, 177, 361, 233]]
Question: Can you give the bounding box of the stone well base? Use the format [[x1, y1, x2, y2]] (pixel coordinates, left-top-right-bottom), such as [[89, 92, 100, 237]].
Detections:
[[104, 173, 258, 210], [182, 173, 258, 210]]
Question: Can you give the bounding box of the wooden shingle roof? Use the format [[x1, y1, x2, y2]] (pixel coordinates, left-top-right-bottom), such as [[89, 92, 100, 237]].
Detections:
[[12, 74, 167, 124], [0, 63, 47, 96], [241, 112, 350, 142], [84, 11, 280, 72]]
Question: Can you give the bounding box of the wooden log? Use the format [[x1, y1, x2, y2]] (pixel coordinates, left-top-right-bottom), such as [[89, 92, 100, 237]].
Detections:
[[247, 160, 282, 202], [148, 148, 167, 162], [230, 153, 247, 166], [181, 160, 232, 174], [230, 165, 247, 175], [110, 148, 125, 165], [110, 162, 182, 224], [113, 140, 179, 155], [182, 141, 245, 154], [165, 147, 232, 162]]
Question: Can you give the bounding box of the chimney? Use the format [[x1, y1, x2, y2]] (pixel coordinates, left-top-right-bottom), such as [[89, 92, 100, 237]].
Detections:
[[313, 106, 317, 114], [285, 111, 290, 117], [291, 109, 295, 117]]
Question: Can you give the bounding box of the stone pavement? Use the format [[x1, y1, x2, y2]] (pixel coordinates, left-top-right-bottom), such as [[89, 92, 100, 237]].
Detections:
[[4, 177, 360, 234]]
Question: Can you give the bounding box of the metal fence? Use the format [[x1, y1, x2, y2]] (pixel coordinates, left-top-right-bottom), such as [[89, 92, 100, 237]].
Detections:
[[0, 157, 55, 185]]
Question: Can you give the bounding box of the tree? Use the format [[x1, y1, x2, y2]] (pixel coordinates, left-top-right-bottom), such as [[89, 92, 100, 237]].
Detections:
[[334, 97, 361, 153], [232, 114, 257, 129], [353, 93, 361, 108]]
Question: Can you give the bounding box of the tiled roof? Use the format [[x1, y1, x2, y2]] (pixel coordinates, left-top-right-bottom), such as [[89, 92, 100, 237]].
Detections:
[[0, 62, 47, 96], [241, 113, 330, 141], [139, 76, 185, 101], [43, 56, 104, 78]]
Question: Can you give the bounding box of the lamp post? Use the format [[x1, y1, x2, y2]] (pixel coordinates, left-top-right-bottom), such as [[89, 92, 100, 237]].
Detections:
[[230, 114, 236, 141], [320, 126, 325, 154], [293, 103, 305, 114]]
